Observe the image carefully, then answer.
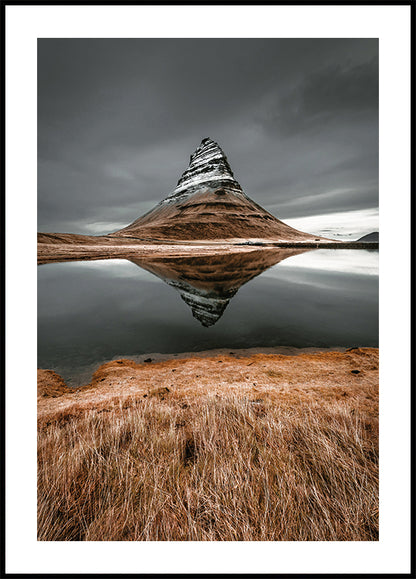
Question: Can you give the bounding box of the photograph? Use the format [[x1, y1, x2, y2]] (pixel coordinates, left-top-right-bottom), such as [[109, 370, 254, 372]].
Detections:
[[3, 3, 412, 576], [37, 38, 380, 542]]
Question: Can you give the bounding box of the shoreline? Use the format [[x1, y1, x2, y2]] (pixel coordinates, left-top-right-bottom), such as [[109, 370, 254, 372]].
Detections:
[[38, 345, 365, 389], [38, 346, 379, 419], [37, 239, 379, 265], [110, 344, 353, 363]]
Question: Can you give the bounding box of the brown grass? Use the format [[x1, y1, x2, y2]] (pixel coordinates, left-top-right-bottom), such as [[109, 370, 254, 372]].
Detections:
[[38, 387, 378, 541]]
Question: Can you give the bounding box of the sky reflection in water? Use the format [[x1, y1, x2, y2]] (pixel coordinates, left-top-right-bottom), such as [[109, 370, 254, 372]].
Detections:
[[38, 249, 378, 385]]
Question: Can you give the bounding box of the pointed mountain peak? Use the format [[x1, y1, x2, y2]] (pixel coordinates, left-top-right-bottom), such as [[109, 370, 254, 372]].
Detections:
[[164, 137, 243, 203], [112, 138, 327, 243], [189, 137, 225, 162]]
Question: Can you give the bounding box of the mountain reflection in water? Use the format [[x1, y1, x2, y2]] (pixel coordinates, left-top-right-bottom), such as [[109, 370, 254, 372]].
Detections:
[[37, 248, 378, 385], [130, 248, 310, 327]]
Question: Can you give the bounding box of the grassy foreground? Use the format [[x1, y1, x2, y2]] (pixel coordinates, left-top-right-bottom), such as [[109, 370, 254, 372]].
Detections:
[[38, 350, 378, 541]]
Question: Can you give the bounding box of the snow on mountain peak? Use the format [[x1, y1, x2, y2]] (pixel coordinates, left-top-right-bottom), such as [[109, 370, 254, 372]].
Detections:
[[163, 138, 244, 203]]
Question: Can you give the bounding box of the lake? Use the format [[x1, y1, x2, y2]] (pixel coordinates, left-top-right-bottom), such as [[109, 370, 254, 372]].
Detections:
[[38, 248, 378, 386]]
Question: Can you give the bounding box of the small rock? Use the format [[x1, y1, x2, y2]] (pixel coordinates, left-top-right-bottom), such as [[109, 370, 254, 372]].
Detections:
[[351, 370, 361, 375], [144, 358, 153, 363]]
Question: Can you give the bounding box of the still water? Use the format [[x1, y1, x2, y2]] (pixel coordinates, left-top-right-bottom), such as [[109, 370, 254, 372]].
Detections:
[[38, 249, 378, 385]]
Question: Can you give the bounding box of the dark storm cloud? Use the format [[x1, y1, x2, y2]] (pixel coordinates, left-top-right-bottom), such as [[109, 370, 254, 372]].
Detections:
[[274, 58, 378, 132], [38, 38, 378, 234]]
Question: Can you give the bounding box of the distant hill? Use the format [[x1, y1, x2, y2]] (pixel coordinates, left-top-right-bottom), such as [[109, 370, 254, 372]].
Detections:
[[357, 232, 379, 242]]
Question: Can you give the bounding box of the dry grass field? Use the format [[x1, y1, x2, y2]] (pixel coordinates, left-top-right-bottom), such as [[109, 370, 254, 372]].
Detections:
[[37, 348, 378, 541]]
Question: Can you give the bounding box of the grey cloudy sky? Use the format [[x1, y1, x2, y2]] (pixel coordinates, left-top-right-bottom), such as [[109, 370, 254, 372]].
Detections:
[[38, 38, 378, 236]]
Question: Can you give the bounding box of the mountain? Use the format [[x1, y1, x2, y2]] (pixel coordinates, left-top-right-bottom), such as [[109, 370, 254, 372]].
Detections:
[[111, 138, 326, 242], [130, 247, 310, 326], [357, 232, 379, 242]]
